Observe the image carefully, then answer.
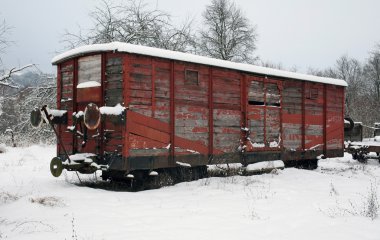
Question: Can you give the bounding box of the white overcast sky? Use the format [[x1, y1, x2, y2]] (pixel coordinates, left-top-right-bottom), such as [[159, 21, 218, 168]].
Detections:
[[1, 0, 380, 74]]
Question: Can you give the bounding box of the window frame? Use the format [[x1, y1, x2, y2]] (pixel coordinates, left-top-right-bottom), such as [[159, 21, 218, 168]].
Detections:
[[184, 69, 199, 86], [77, 54, 102, 88], [248, 80, 281, 107], [306, 88, 319, 100]]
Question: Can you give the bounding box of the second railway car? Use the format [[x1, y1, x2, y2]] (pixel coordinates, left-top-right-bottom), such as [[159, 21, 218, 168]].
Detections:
[[38, 42, 347, 181]]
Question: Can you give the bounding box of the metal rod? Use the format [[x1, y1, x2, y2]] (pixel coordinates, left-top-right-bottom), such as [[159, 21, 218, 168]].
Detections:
[[41, 105, 71, 163], [323, 85, 327, 157], [208, 67, 214, 161], [170, 60, 175, 165]]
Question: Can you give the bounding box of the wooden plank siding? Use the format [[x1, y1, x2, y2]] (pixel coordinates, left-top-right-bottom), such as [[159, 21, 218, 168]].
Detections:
[[103, 54, 125, 155], [127, 55, 171, 157], [326, 85, 344, 151], [282, 81, 303, 150], [212, 68, 242, 153], [174, 62, 209, 155], [58, 61, 75, 156], [304, 82, 324, 151]]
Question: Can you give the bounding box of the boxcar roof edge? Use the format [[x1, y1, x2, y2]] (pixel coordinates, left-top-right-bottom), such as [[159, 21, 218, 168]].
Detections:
[[52, 42, 347, 87]]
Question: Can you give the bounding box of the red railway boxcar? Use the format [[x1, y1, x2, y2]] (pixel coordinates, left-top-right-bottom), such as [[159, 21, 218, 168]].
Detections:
[[32, 42, 347, 182]]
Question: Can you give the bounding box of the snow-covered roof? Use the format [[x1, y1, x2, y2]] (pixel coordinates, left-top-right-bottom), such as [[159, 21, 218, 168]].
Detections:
[[52, 42, 347, 87]]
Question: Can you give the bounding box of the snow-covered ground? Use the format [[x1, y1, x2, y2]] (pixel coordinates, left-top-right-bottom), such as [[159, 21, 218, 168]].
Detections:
[[0, 145, 379, 240]]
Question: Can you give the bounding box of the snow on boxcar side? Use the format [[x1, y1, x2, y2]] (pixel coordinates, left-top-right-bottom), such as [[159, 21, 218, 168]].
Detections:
[[36, 42, 347, 182]]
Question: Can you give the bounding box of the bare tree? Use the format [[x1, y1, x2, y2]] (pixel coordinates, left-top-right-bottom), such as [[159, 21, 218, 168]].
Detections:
[[364, 44, 380, 101], [335, 55, 362, 84], [150, 18, 197, 53], [63, 0, 195, 52], [334, 55, 365, 117], [198, 0, 258, 63], [260, 60, 283, 70], [308, 66, 341, 80], [0, 18, 35, 88], [0, 64, 35, 88], [0, 18, 12, 76], [0, 19, 12, 63]]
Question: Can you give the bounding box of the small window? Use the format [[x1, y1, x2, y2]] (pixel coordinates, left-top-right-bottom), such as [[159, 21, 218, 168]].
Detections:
[[307, 88, 318, 100], [77, 55, 101, 88], [185, 70, 199, 86]]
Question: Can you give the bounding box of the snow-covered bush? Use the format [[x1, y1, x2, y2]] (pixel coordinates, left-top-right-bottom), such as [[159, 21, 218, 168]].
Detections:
[[363, 182, 379, 220], [325, 180, 379, 220], [0, 191, 19, 204], [208, 163, 244, 177], [29, 196, 64, 207], [346, 182, 379, 220]]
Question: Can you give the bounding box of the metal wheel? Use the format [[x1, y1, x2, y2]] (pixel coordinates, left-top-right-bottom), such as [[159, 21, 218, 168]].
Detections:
[[356, 153, 367, 163], [308, 159, 318, 170], [50, 157, 63, 177]]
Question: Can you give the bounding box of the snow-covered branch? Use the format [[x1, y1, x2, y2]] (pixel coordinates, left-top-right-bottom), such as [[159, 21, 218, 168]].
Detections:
[[0, 64, 35, 81], [0, 66, 57, 145], [0, 64, 35, 88]]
